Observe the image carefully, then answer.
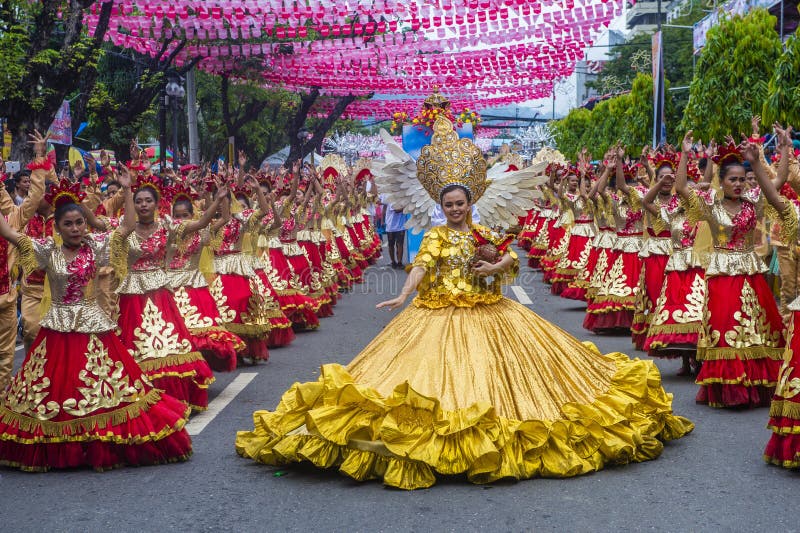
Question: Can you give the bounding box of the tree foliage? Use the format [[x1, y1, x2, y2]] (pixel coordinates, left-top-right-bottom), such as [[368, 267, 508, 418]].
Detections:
[[762, 32, 800, 127], [587, 0, 705, 125], [0, 0, 113, 160], [550, 107, 592, 160], [551, 73, 670, 159], [681, 9, 782, 141], [195, 71, 297, 163]]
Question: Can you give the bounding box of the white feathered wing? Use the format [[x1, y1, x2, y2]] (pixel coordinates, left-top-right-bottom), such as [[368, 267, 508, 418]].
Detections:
[[372, 129, 435, 232], [475, 162, 549, 229]]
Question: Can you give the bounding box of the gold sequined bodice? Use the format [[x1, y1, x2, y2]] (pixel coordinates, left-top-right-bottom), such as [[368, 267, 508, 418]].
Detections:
[[412, 225, 518, 309], [22, 234, 117, 333], [683, 188, 765, 276]]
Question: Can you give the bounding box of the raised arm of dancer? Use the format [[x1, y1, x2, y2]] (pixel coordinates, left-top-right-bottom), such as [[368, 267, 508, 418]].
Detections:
[[118, 167, 136, 238], [184, 181, 228, 234], [643, 172, 668, 216], [589, 151, 613, 198], [640, 145, 654, 183], [745, 138, 789, 212], [675, 131, 693, 199], [701, 140, 716, 185], [615, 144, 629, 194], [212, 195, 231, 232], [0, 207, 22, 245], [245, 175, 270, 215], [770, 123, 793, 191]]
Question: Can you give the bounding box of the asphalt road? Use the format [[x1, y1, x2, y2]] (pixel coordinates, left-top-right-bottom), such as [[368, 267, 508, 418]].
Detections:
[[1, 248, 798, 532]]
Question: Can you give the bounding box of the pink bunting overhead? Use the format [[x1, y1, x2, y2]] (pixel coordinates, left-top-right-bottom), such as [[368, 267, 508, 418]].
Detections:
[[87, 0, 622, 117]]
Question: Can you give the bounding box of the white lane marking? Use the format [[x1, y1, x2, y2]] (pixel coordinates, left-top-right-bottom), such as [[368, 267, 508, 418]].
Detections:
[[186, 372, 258, 435], [510, 285, 533, 305], [15, 344, 23, 352]]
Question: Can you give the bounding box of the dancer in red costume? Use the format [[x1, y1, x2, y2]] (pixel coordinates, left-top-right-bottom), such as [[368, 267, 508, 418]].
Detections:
[[551, 163, 595, 296], [113, 161, 219, 412], [631, 151, 672, 350], [211, 177, 282, 360], [584, 147, 644, 333], [526, 192, 557, 270], [540, 166, 570, 284], [261, 168, 321, 329], [676, 131, 784, 408], [642, 148, 706, 376], [743, 125, 800, 464], [163, 180, 246, 372], [563, 157, 615, 302], [0, 163, 191, 471]]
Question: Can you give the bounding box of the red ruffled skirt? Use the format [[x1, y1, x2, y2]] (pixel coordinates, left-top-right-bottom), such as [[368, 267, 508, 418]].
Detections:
[[250, 269, 299, 347], [631, 254, 669, 350], [363, 215, 382, 262], [695, 274, 785, 408], [562, 235, 606, 302], [211, 272, 275, 360], [644, 268, 705, 357], [285, 247, 328, 313], [299, 240, 334, 317], [0, 329, 192, 471], [527, 217, 554, 270], [541, 225, 568, 283], [517, 211, 539, 250], [175, 285, 246, 372], [551, 231, 592, 295], [315, 241, 340, 304], [765, 310, 800, 467], [585, 245, 614, 305], [118, 289, 214, 411], [267, 248, 321, 329], [354, 219, 377, 263], [326, 241, 354, 289], [583, 249, 640, 333], [335, 235, 363, 283], [346, 225, 370, 271]]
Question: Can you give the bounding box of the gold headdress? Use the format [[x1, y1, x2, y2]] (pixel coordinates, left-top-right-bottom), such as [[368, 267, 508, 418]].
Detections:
[[423, 87, 450, 109], [416, 116, 488, 202]]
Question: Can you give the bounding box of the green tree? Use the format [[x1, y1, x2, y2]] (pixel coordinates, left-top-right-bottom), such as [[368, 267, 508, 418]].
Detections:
[[552, 73, 673, 158], [83, 39, 207, 159], [0, 0, 113, 160], [762, 33, 800, 127], [550, 107, 593, 159], [681, 9, 782, 141], [622, 73, 674, 151], [587, 1, 705, 127], [194, 71, 297, 163]]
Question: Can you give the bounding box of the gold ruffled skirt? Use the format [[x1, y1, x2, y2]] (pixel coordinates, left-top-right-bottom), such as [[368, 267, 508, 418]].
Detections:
[[236, 298, 693, 489]]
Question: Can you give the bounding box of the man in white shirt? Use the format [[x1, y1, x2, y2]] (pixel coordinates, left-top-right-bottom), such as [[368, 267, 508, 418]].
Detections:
[[381, 194, 408, 268]]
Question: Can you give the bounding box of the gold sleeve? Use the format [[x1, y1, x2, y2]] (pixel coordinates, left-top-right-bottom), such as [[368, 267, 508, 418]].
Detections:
[[109, 230, 129, 281], [681, 189, 711, 227], [412, 229, 441, 269], [771, 198, 799, 246], [15, 235, 44, 275]]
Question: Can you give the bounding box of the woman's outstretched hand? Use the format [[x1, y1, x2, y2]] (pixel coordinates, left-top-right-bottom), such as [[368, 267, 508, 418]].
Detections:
[[376, 294, 407, 310]]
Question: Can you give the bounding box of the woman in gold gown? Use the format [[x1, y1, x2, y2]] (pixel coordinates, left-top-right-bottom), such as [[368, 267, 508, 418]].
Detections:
[[236, 117, 693, 489]]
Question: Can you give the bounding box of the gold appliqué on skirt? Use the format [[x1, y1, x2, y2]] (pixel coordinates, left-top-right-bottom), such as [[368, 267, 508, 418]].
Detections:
[[173, 286, 216, 330], [130, 299, 193, 362], [62, 335, 148, 417], [1, 340, 60, 420]]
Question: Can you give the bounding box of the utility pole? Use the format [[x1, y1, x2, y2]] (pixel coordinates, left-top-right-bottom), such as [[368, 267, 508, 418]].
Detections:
[[186, 68, 200, 165], [159, 84, 167, 171], [653, 0, 666, 147]]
